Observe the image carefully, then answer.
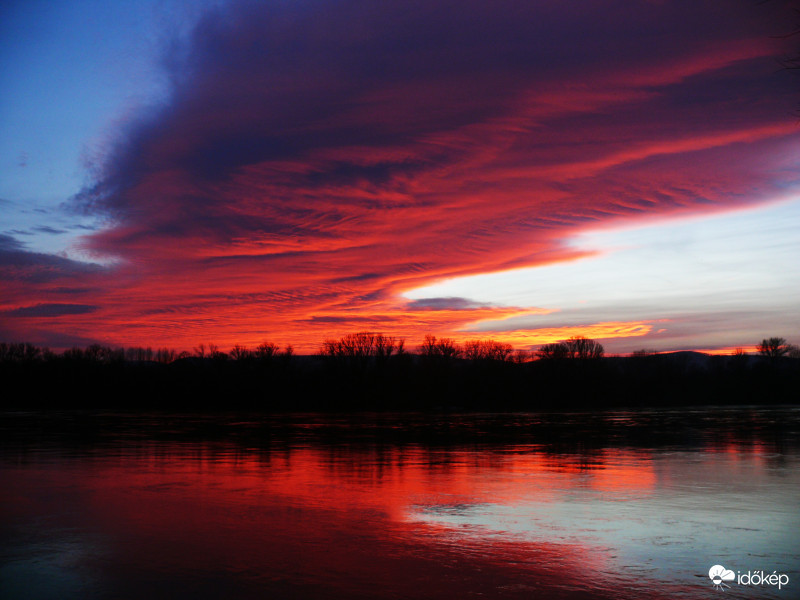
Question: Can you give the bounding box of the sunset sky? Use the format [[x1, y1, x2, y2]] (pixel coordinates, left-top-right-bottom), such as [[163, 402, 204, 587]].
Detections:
[[1, 0, 798, 354]]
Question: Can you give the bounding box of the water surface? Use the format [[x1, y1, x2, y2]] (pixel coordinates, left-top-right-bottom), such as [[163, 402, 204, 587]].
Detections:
[[1, 408, 798, 599]]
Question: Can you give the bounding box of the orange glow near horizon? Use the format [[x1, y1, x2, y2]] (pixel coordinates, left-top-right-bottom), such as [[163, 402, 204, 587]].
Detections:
[[453, 321, 653, 348], [690, 345, 761, 356]]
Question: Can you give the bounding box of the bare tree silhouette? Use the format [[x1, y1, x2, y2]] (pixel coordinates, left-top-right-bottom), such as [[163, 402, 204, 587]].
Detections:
[[230, 344, 251, 361], [758, 337, 789, 359], [155, 347, 178, 364], [537, 342, 568, 360], [321, 332, 405, 362], [563, 336, 604, 360], [126, 347, 154, 362], [254, 341, 279, 360], [192, 343, 226, 359], [538, 336, 604, 360], [418, 334, 461, 359], [0, 342, 42, 362], [373, 334, 405, 360], [463, 339, 513, 362]]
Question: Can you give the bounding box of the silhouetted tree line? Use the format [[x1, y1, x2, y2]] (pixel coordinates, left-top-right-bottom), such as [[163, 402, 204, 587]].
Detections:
[[0, 334, 797, 411]]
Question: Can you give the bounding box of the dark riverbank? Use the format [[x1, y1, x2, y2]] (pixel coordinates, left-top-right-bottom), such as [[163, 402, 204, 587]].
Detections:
[[2, 348, 798, 411]]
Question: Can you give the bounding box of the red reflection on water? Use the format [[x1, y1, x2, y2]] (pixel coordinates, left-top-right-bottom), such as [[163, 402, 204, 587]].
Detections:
[[1, 446, 688, 600]]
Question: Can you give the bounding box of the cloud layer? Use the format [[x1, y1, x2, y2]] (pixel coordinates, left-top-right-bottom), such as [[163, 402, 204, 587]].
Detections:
[[3, 0, 798, 351]]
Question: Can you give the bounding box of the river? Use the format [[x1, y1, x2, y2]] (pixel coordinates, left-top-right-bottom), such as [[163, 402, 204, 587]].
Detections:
[[1, 408, 798, 599]]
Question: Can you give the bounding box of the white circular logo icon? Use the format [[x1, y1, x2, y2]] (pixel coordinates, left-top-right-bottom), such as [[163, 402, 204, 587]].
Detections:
[[709, 565, 735, 590]]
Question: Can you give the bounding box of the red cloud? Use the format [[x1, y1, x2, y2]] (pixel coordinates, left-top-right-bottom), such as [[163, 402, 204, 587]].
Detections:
[[4, 0, 797, 350]]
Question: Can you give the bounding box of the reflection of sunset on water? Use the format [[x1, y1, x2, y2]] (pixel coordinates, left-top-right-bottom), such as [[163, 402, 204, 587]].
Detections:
[[3, 412, 797, 600]]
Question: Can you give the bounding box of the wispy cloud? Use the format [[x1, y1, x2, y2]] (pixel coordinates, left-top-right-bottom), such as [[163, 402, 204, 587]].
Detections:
[[31, 225, 68, 235], [3, 303, 98, 317]]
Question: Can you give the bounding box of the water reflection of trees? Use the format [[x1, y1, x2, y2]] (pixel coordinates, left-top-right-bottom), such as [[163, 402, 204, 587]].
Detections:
[[3, 409, 800, 465]]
